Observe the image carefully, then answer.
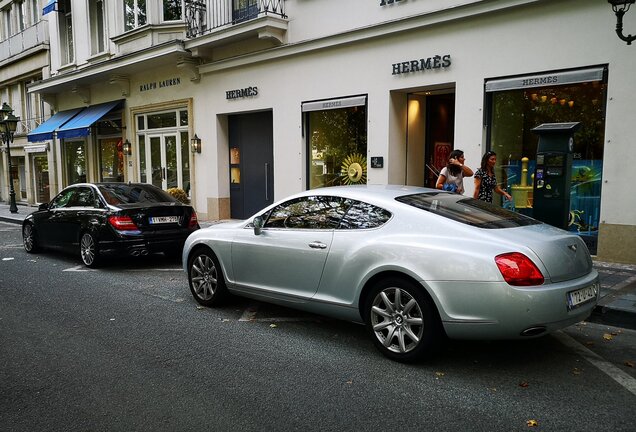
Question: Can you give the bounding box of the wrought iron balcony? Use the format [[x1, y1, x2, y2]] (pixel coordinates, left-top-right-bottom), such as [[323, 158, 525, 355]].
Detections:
[[185, 0, 287, 38]]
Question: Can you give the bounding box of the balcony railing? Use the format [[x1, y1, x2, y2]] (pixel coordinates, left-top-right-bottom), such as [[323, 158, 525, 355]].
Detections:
[[185, 0, 286, 38], [0, 21, 49, 63]]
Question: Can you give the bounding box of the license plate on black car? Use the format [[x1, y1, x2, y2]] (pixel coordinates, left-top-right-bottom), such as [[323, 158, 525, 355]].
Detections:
[[567, 282, 599, 310], [149, 216, 179, 224]]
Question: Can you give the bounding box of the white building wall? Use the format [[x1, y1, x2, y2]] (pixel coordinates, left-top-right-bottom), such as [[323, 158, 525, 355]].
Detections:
[[31, 0, 636, 261]]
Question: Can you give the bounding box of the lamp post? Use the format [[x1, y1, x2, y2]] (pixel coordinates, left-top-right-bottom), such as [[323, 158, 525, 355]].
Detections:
[[0, 102, 20, 213], [608, 0, 636, 45]]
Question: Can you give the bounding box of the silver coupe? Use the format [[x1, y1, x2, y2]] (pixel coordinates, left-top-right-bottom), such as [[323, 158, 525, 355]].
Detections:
[[183, 185, 599, 362]]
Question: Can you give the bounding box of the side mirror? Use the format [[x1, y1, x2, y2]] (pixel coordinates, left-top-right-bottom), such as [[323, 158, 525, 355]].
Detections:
[[253, 216, 264, 235], [38, 203, 49, 211]]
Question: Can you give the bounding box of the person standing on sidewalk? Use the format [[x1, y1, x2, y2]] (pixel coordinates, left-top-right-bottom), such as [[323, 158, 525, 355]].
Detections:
[[473, 151, 512, 203], [435, 149, 473, 194]]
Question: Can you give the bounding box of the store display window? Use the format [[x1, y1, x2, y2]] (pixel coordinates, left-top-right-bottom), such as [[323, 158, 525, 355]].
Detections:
[[304, 97, 368, 189], [487, 69, 607, 253]]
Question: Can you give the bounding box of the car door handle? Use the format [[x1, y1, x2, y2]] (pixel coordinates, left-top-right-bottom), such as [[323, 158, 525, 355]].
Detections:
[[308, 241, 327, 249]]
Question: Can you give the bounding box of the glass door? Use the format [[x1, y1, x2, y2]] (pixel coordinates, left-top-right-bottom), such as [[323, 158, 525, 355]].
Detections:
[[146, 134, 182, 190]]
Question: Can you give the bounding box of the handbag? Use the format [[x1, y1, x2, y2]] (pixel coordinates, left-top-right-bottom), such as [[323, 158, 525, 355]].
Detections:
[[443, 183, 458, 193]]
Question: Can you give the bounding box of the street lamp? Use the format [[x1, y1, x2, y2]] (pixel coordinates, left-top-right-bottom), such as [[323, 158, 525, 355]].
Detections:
[[0, 102, 20, 213], [608, 0, 636, 45]]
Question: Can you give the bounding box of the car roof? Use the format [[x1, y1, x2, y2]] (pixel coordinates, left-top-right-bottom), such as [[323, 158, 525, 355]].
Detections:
[[291, 185, 439, 206]]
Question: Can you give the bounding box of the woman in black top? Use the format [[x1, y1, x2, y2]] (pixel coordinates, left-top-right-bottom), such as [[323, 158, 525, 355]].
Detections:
[[473, 151, 512, 203]]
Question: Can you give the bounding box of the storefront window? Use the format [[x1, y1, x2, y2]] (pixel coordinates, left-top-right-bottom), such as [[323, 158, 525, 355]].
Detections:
[[99, 138, 124, 182], [139, 135, 146, 183], [33, 155, 50, 203], [65, 141, 86, 185], [180, 132, 190, 194], [136, 109, 190, 192], [307, 104, 367, 189], [489, 78, 606, 253], [147, 112, 177, 129]]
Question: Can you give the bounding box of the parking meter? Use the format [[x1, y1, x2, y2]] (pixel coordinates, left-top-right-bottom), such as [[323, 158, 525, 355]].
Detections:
[[532, 122, 581, 230]]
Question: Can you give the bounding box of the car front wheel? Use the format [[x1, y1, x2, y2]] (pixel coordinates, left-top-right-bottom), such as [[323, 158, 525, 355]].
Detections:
[[364, 278, 441, 363], [22, 223, 39, 253], [80, 232, 100, 268], [188, 248, 227, 306]]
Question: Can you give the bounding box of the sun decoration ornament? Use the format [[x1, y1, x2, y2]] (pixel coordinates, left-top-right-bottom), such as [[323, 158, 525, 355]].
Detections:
[[341, 153, 368, 185]]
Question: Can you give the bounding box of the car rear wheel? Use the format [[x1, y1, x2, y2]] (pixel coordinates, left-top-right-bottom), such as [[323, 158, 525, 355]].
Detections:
[[22, 223, 39, 253], [80, 232, 100, 268], [188, 248, 228, 306], [364, 278, 441, 362]]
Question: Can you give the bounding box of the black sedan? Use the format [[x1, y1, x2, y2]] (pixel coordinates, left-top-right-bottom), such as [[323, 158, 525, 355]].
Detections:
[[22, 183, 199, 267]]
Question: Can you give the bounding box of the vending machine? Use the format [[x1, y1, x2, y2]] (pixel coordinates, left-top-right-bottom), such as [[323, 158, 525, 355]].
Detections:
[[532, 122, 581, 230]]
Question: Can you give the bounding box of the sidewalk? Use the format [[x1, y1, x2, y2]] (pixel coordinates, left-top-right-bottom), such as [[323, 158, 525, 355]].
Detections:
[[1, 203, 634, 329]]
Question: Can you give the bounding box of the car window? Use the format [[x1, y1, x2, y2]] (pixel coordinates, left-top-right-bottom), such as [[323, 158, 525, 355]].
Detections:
[[72, 187, 96, 207], [264, 196, 350, 229], [97, 184, 177, 204], [395, 192, 541, 228], [49, 189, 76, 209], [339, 200, 392, 229]]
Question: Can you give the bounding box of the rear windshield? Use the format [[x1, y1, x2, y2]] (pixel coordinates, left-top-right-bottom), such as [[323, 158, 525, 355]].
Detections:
[[395, 192, 541, 229], [97, 184, 177, 205]]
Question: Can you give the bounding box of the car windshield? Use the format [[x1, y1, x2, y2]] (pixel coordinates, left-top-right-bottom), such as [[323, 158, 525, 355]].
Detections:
[[97, 184, 177, 205], [395, 192, 541, 228]]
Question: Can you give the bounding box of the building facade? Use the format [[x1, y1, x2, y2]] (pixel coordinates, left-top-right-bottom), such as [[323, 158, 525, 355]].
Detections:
[[0, 0, 51, 207], [16, 0, 636, 264]]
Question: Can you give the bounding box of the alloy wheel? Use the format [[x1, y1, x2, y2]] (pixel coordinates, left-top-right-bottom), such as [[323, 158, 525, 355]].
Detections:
[[23, 224, 35, 252], [370, 287, 424, 354], [81, 233, 96, 266], [190, 254, 218, 301]]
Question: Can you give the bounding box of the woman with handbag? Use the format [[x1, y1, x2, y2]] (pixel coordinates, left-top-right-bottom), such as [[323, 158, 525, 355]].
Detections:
[[436, 150, 473, 194]]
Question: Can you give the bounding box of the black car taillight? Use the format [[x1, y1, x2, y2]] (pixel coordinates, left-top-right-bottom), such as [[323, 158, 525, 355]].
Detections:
[[188, 211, 199, 229], [108, 215, 139, 231]]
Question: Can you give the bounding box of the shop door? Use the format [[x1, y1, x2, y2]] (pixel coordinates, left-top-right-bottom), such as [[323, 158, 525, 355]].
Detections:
[[147, 134, 181, 190], [229, 111, 274, 219], [425, 94, 456, 189]]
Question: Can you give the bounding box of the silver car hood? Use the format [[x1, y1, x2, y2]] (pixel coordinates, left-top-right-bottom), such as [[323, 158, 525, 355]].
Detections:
[[492, 224, 593, 283]]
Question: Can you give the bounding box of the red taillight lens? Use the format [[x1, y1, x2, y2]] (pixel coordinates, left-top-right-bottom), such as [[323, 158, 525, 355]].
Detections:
[[108, 215, 138, 231], [188, 211, 199, 229], [495, 252, 544, 286]]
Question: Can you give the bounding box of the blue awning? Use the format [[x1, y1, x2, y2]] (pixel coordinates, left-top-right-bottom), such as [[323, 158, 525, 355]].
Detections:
[[43, 0, 57, 15], [56, 100, 124, 140], [27, 108, 83, 143]]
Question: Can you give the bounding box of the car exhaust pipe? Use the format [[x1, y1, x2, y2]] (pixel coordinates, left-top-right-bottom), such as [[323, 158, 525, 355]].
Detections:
[[520, 326, 547, 337], [131, 250, 140, 256], [140, 249, 148, 256]]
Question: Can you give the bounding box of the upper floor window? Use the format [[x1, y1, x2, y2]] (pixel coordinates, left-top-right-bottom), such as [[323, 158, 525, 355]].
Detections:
[[233, 0, 258, 23], [17, 1, 26, 32], [163, 0, 183, 22], [59, 0, 74, 64], [124, 0, 147, 31], [29, 0, 38, 25], [2, 6, 12, 39], [89, 0, 106, 54]]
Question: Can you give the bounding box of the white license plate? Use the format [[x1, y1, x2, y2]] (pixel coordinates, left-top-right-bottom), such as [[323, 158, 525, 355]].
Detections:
[[149, 216, 179, 224], [567, 283, 599, 309]]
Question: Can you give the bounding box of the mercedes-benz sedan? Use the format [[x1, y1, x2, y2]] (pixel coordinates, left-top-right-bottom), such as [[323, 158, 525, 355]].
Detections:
[[23, 183, 199, 267], [183, 185, 599, 362]]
